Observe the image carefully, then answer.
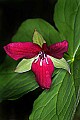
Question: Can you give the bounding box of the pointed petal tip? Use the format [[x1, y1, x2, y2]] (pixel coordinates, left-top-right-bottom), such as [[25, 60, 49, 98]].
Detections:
[[49, 40, 68, 59], [41, 86, 51, 90], [3, 42, 41, 60], [32, 56, 54, 89], [4, 45, 18, 60]]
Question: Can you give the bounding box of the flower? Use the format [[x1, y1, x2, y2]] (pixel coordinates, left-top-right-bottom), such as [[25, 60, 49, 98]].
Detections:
[[4, 39, 68, 89]]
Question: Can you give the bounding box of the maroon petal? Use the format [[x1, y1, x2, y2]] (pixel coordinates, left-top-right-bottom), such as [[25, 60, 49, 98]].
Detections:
[[42, 43, 51, 55], [31, 56, 54, 89], [49, 40, 68, 59], [4, 42, 41, 60]]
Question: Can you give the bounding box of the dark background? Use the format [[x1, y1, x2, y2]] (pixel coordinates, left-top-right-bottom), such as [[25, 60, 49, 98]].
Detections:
[[0, 0, 80, 120]]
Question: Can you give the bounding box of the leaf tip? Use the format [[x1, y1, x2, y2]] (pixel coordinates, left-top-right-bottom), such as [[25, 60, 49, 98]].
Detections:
[[14, 67, 22, 73], [14, 67, 18, 73], [68, 68, 71, 74]]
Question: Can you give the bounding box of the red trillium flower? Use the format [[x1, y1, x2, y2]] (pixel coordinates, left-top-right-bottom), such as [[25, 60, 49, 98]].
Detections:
[[4, 39, 68, 89]]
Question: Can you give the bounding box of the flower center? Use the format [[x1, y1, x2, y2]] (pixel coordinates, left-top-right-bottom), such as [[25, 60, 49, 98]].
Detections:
[[34, 51, 49, 66], [39, 51, 47, 59]]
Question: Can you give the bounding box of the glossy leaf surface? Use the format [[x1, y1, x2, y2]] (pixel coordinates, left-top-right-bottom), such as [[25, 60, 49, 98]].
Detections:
[[0, 19, 61, 100], [0, 57, 38, 101], [29, 0, 80, 120]]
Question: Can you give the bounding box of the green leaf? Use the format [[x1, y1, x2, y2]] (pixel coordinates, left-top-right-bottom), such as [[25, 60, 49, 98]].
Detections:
[[50, 57, 70, 73], [0, 19, 61, 101], [15, 58, 34, 73], [29, 70, 76, 120], [33, 29, 46, 47], [54, 0, 80, 58], [12, 18, 62, 45], [54, 0, 80, 95], [29, 61, 80, 120], [75, 46, 80, 60], [29, 0, 80, 120], [0, 56, 38, 100]]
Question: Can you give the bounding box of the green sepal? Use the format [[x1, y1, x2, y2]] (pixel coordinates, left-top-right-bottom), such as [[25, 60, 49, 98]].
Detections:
[[50, 56, 70, 73], [15, 58, 35, 73], [33, 29, 46, 47]]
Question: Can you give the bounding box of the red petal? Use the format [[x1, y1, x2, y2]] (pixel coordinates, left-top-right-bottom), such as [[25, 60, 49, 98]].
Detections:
[[31, 56, 54, 89], [42, 43, 51, 55], [49, 40, 68, 59], [4, 42, 41, 60]]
